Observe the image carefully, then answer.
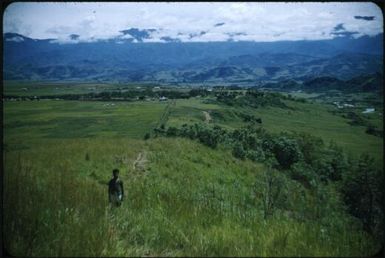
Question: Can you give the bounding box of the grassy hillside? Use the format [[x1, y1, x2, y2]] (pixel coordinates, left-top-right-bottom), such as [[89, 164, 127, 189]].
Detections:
[[4, 137, 379, 256]]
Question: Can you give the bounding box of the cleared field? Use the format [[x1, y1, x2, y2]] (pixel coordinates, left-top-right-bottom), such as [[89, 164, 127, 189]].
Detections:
[[3, 81, 159, 96], [3, 100, 167, 142]]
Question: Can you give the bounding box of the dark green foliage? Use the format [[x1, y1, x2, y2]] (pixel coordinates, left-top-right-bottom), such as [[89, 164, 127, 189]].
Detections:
[[161, 123, 226, 149], [261, 80, 301, 91], [216, 90, 288, 109], [215, 91, 239, 106], [344, 111, 367, 126], [196, 124, 226, 149], [303, 76, 345, 92], [179, 124, 197, 139], [144, 133, 151, 140], [189, 88, 211, 97], [166, 127, 178, 137], [232, 143, 246, 160], [210, 110, 226, 122], [326, 142, 349, 181], [365, 125, 383, 138], [258, 167, 288, 219], [307, 141, 349, 182], [158, 122, 371, 188], [264, 136, 302, 169], [22, 88, 192, 101], [246, 148, 265, 162], [293, 132, 324, 166], [341, 154, 384, 238], [290, 162, 318, 188], [238, 113, 262, 123], [85, 153, 90, 161]]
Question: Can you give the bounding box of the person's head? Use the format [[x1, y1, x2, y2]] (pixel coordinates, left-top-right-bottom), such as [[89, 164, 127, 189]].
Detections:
[[112, 169, 119, 178]]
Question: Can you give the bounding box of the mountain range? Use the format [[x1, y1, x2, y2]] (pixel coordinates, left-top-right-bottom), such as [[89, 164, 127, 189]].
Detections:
[[3, 32, 383, 85]]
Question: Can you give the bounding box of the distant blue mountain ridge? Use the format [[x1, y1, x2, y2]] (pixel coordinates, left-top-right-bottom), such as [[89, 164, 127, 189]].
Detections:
[[3, 32, 383, 83]]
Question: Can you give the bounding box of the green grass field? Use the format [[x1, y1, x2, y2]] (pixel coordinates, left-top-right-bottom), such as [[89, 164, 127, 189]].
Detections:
[[4, 100, 167, 141], [4, 81, 121, 96], [3, 86, 383, 256]]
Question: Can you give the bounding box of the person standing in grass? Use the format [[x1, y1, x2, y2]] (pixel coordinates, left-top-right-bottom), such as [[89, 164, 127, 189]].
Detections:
[[108, 169, 124, 207]]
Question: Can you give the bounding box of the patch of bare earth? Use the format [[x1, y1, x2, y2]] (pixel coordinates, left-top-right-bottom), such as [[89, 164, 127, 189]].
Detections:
[[133, 151, 148, 172], [202, 111, 212, 123]]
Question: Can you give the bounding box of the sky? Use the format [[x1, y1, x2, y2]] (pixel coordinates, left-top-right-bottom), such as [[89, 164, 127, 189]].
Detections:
[[3, 2, 383, 43]]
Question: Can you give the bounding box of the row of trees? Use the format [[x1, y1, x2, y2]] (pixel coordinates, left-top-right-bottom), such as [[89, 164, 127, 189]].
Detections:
[[215, 90, 306, 109], [5, 88, 309, 107], [5, 89, 211, 102]]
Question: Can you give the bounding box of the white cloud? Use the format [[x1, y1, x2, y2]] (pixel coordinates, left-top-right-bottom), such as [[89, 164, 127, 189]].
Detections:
[[3, 2, 383, 43]]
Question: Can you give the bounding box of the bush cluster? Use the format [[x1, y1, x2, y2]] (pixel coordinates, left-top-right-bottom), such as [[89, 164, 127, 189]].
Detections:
[[215, 90, 289, 109]]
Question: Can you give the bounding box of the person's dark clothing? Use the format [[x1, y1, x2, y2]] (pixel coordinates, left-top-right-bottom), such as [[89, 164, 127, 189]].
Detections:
[[108, 177, 124, 206]]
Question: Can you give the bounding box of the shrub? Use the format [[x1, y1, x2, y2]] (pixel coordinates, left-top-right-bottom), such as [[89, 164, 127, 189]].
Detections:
[[197, 128, 218, 148], [293, 132, 324, 166], [232, 144, 246, 160], [341, 154, 384, 238], [256, 167, 289, 219], [365, 125, 383, 137], [246, 148, 265, 162], [290, 162, 318, 188], [166, 127, 178, 137], [263, 136, 302, 169], [345, 112, 366, 126]]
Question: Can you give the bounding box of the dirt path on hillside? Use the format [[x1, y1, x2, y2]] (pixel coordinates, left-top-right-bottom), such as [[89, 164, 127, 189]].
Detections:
[[133, 151, 148, 171], [203, 111, 212, 123]]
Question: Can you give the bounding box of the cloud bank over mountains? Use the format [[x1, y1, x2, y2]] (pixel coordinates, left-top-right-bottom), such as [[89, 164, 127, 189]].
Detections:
[[4, 2, 383, 43]]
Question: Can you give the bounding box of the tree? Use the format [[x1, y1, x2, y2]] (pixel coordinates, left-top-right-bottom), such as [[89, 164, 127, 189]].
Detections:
[[290, 161, 318, 188], [232, 143, 246, 160], [197, 128, 218, 148], [341, 154, 384, 237], [166, 127, 178, 137], [255, 163, 287, 219], [294, 132, 324, 166], [263, 136, 302, 169]]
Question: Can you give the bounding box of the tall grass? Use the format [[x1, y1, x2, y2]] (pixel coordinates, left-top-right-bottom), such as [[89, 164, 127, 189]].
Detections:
[[3, 137, 380, 256]]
